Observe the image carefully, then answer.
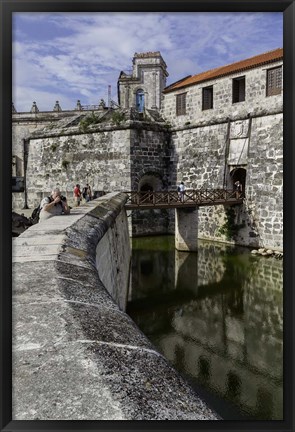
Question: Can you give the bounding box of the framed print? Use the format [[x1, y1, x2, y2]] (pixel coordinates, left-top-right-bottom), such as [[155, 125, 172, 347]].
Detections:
[[1, 1, 294, 431]]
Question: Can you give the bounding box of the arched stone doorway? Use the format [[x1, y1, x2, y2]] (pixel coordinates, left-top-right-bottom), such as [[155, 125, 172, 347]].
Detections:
[[130, 173, 170, 236], [138, 174, 162, 202], [138, 173, 163, 192], [139, 182, 153, 202], [140, 183, 153, 193], [230, 167, 246, 196]]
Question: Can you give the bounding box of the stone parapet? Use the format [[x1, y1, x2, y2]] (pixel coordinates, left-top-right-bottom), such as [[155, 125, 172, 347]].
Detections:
[[12, 193, 219, 420]]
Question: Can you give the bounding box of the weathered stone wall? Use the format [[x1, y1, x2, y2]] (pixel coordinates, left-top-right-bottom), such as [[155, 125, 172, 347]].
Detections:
[[12, 57, 283, 250], [129, 124, 172, 235], [12, 111, 91, 209], [130, 208, 171, 236], [161, 60, 283, 126], [167, 111, 283, 250], [158, 59, 283, 250], [21, 127, 132, 209], [175, 207, 199, 251], [12, 112, 79, 172], [242, 114, 283, 248], [12, 192, 219, 420], [96, 208, 131, 310], [13, 119, 175, 237], [130, 125, 170, 189]]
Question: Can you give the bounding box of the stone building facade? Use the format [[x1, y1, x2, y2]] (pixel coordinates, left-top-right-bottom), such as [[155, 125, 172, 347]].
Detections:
[[12, 49, 283, 250], [161, 48, 283, 250]]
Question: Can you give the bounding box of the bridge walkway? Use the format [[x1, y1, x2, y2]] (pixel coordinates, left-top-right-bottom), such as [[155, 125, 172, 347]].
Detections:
[[124, 189, 243, 210]]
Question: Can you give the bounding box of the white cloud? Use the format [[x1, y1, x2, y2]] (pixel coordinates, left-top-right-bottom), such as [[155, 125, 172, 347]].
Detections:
[[13, 12, 283, 111]]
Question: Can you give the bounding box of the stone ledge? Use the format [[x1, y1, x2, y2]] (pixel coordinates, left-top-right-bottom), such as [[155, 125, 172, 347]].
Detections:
[[12, 192, 220, 420]]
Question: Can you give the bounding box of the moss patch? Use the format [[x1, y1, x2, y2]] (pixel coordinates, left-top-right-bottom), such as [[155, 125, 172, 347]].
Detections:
[[218, 207, 245, 240]]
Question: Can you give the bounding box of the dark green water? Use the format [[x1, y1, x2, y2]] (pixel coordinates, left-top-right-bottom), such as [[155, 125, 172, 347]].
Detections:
[[126, 235, 283, 420]]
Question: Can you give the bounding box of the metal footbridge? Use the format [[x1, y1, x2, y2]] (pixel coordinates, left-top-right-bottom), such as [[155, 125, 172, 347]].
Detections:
[[124, 189, 243, 210]]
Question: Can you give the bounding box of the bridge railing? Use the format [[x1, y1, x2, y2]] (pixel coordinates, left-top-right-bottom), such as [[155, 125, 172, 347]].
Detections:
[[124, 189, 243, 208]]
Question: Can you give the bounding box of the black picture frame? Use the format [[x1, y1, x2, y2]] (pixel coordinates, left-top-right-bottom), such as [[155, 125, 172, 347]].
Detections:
[[1, 1, 294, 431]]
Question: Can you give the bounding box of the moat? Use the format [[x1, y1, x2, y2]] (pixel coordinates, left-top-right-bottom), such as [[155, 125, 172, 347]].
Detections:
[[127, 236, 283, 420]]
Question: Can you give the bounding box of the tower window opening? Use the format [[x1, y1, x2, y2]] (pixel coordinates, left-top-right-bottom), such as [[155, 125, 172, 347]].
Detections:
[[136, 89, 145, 112]]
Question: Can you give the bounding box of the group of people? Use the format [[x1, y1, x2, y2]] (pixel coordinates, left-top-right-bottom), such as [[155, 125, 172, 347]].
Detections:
[[38, 183, 93, 222], [73, 183, 92, 207]]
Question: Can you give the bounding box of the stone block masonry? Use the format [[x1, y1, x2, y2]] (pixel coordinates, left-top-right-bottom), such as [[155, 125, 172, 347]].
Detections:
[[169, 111, 283, 250], [12, 104, 283, 249], [23, 128, 132, 209], [129, 125, 172, 236], [175, 207, 199, 251], [12, 50, 283, 250], [13, 120, 173, 238], [160, 55, 283, 250], [12, 192, 219, 420]]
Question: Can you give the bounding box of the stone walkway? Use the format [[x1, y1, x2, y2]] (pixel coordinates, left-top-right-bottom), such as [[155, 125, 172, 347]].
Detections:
[[12, 193, 221, 420]]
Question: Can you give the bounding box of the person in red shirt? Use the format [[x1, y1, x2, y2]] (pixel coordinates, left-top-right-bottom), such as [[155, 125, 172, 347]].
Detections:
[[73, 184, 81, 206]]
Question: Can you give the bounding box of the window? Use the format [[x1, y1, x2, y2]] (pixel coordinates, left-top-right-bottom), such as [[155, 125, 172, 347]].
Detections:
[[12, 176, 24, 192], [176, 93, 186, 116], [266, 66, 282, 96], [202, 86, 213, 110], [136, 89, 145, 112], [232, 76, 245, 103]]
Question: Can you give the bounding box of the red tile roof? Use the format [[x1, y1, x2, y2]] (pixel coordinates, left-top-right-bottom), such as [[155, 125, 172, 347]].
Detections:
[[164, 48, 283, 93]]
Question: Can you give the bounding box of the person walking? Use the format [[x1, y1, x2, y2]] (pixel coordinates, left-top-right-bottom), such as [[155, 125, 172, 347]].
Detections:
[[86, 184, 92, 202], [82, 183, 92, 202], [73, 184, 82, 206], [178, 181, 185, 202]]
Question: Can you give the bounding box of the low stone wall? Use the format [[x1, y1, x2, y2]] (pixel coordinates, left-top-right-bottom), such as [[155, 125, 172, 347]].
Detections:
[[12, 192, 219, 420]]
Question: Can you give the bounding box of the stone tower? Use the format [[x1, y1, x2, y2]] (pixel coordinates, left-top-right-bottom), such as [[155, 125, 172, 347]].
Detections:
[[117, 51, 168, 112]]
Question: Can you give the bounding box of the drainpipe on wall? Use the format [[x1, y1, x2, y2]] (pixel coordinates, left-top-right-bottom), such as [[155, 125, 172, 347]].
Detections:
[[223, 117, 231, 189], [22, 138, 29, 209]]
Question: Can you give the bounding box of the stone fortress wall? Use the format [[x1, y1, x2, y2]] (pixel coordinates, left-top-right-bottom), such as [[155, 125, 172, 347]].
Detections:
[[161, 54, 283, 250], [13, 115, 173, 236], [12, 50, 283, 250], [166, 111, 283, 249], [12, 192, 219, 420]]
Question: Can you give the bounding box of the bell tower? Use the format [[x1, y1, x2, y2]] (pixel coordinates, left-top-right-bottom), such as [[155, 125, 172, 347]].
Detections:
[[118, 51, 168, 112]]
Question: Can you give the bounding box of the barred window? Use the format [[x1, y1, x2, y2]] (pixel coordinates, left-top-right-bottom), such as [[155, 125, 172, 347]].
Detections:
[[202, 86, 213, 110], [232, 76, 245, 103], [176, 93, 186, 116], [266, 66, 282, 96]]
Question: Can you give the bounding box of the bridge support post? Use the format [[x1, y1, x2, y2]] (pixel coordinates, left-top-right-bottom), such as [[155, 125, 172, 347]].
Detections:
[[175, 207, 199, 251]]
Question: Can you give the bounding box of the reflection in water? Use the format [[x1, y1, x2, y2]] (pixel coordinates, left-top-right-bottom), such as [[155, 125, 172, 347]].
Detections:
[[127, 236, 283, 420]]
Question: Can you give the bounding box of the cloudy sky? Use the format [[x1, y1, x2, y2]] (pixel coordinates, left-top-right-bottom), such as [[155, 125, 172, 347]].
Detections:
[[12, 12, 283, 112]]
